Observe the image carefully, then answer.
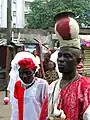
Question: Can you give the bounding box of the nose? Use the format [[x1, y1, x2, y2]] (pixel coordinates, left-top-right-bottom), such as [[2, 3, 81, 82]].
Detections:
[[59, 56, 64, 62], [23, 73, 27, 78]]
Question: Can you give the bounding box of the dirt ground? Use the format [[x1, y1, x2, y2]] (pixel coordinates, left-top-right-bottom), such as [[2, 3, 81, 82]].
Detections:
[[0, 91, 11, 120]]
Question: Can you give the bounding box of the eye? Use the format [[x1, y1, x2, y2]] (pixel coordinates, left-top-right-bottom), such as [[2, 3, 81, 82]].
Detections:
[[26, 71, 33, 76], [58, 53, 62, 57], [64, 53, 72, 58], [19, 72, 23, 76]]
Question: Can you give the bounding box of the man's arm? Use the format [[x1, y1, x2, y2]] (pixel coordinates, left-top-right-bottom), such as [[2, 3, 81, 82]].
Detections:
[[83, 87, 90, 120], [10, 82, 18, 120]]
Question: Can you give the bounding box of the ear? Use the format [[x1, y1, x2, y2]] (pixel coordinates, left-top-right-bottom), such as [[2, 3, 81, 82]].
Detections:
[[77, 58, 81, 64]]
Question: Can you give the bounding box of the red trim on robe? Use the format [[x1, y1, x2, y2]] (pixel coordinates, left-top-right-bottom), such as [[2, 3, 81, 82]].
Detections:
[[39, 96, 48, 120], [14, 81, 25, 120]]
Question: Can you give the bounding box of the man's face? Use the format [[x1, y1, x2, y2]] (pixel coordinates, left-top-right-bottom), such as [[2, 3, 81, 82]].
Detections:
[[57, 48, 77, 73], [33, 50, 37, 56], [19, 68, 34, 84], [44, 53, 50, 61]]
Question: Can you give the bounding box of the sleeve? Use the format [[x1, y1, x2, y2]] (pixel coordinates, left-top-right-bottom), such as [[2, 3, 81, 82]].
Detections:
[[10, 82, 18, 120], [83, 87, 90, 120], [39, 96, 48, 120], [41, 81, 48, 104]]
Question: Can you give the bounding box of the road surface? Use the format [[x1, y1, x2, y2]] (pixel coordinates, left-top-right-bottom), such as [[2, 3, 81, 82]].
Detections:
[[0, 91, 11, 120]]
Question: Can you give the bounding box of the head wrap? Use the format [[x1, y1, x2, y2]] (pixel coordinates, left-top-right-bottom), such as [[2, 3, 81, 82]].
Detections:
[[18, 58, 37, 69]]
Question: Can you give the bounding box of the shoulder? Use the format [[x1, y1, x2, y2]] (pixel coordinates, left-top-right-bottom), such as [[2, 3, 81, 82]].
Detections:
[[49, 79, 59, 87], [49, 79, 60, 92], [36, 56, 40, 59], [78, 76, 90, 91], [15, 80, 21, 88], [35, 77, 48, 85]]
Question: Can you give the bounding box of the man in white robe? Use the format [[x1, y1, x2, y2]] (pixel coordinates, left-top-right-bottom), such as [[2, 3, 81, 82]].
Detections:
[[7, 51, 40, 103], [10, 58, 48, 120]]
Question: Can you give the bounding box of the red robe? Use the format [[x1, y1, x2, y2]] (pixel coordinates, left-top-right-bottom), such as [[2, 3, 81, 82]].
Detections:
[[58, 76, 90, 120], [40, 76, 90, 120]]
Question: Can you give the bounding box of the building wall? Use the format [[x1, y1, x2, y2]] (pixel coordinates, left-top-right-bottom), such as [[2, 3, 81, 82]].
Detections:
[[0, 0, 7, 28], [16, 0, 24, 28], [83, 46, 90, 77], [12, 0, 25, 28], [0, 0, 25, 28]]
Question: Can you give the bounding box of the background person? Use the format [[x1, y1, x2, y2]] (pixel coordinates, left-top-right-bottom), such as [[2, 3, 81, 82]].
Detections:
[[77, 61, 83, 75], [44, 61, 59, 84]]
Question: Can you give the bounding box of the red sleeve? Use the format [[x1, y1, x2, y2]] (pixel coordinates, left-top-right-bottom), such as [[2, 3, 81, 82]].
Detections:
[[39, 96, 48, 120]]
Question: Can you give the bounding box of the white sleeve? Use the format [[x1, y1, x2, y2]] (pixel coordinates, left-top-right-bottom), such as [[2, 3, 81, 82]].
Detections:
[[41, 81, 48, 103], [10, 97, 18, 120], [83, 105, 90, 120]]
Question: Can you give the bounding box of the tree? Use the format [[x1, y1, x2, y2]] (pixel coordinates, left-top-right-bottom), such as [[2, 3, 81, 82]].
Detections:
[[26, 0, 90, 29]]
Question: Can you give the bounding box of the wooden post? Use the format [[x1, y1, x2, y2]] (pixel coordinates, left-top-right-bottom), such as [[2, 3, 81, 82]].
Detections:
[[33, 38, 46, 78], [7, 0, 12, 45], [5, 0, 12, 97], [5, 47, 9, 97], [39, 42, 45, 79]]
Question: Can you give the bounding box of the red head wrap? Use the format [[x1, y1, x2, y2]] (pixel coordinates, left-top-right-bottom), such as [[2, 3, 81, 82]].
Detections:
[[18, 58, 37, 69]]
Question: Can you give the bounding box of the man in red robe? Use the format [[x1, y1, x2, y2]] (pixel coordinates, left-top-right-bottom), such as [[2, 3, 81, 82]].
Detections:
[[39, 12, 90, 120]]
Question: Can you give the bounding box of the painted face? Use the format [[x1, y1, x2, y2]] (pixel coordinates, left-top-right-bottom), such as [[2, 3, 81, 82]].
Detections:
[[57, 48, 77, 73], [19, 68, 34, 84]]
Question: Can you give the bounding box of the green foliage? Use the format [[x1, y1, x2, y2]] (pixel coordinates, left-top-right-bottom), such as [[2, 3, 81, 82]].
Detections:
[[26, 0, 90, 28]]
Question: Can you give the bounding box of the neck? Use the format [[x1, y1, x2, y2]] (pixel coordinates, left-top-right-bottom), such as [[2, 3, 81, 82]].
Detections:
[[62, 70, 77, 81]]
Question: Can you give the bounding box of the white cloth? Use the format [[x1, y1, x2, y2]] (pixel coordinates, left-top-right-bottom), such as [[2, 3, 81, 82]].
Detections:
[[7, 64, 20, 103], [83, 105, 90, 120], [50, 50, 62, 78], [7, 51, 40, 103], [48, 78, 61, 117], [35, 56, 40, 65], [11, 78, 48, 120], [11, 51, 39, 66], [60, 38, 81, 49]]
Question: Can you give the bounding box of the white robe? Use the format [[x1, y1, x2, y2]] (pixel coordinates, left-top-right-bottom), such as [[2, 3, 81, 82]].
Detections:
[[48, 79, 61, 117], [10, 77, 48, 120], [7, 51, 40, 103]]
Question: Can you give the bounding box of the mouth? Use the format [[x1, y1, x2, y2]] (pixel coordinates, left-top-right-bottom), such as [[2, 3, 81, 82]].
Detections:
[[58, 64, 64, 67]]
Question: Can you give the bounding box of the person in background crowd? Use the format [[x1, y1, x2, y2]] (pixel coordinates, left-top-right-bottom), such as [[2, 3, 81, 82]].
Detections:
[[43, 52, 51, 72], [50, 50, 62, 79], [10, 58, 48, 120], [44, 61, 59, 84], [77, 61, 83, 75], [32, 50, 40, 66]]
